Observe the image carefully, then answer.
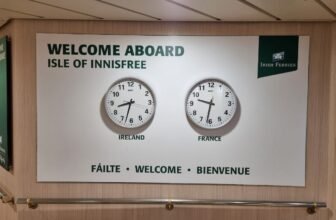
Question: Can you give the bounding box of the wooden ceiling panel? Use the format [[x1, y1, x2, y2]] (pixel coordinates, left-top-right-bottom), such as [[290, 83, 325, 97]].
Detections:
[[171, 0, 275, 21], [0, 8, 39, 19], [38, 0, 156, 20], [101, 0, 214, 21], [247, 0, 335, 20], [0, 18, 8, 26], [320, 0, 336, 16], [0, 0, 93, 19], [0, 0, 335, 27]]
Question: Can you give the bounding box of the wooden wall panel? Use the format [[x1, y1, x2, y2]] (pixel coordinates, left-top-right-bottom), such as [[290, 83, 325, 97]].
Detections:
[[0, 19, 334, 220], [16, 205, 329, 220], [327, 23, 336, 219], [12, 20, 331, 201], [0, 203, 17, 220]]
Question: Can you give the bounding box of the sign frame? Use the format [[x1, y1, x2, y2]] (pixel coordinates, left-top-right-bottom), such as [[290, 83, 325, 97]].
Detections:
[[0, 36, 11, 171], [36, 34, 309, 186]]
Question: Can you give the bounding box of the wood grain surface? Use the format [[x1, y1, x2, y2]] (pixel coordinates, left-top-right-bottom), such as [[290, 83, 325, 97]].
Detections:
[[17, 205, 329, 220], [327, 23, 336, 219], [0, 19, 334, 220], [0, 203, 17, 220]]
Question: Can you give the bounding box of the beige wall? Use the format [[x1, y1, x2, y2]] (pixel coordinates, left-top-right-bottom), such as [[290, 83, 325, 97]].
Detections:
[[0, 20, 335, 220]]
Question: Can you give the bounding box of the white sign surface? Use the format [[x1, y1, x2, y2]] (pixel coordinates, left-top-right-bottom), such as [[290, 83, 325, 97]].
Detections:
[[37, 34, 309, 186]]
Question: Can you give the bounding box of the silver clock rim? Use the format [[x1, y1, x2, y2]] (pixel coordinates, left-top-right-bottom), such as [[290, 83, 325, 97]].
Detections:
[[104, 77, 156, 129], [185, 78, 237, 130]]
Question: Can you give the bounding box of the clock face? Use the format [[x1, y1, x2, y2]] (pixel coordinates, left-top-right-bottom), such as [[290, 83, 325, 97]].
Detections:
[[104, 78, 155, 128], [186, 79, 237, 129]]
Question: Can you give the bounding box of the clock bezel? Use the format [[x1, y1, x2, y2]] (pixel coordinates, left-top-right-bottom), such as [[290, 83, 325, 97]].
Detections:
[[185, 78, 238, 130], [104, 77, 156, 129]]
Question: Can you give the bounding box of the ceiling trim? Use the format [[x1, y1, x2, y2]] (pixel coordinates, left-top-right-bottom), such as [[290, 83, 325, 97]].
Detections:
[[165, 0, 221, 21], [95, 0, 161, 21], [238, 0, 281, 21], [29, 0, 103, 19], [314, 0, 336, 18], [0, 8, 43, 18]]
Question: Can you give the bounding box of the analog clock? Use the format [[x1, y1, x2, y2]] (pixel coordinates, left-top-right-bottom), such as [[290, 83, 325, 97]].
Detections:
[[186, 79, 237, 129], [104, 78, 155, 128]]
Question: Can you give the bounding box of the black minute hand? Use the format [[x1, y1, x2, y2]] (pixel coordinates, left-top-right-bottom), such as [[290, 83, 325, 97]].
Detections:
[[124, 99, 135, 123], [206, 98, 214, 123]]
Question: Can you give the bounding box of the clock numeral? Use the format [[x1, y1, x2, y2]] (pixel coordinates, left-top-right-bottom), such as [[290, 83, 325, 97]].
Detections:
[[121, 115, 124, 121], [225, 92, 229, 97], [112, 92, 119, 97], [148, 100, 152, 105], [228, 101, 232, 106], [128, 81, 134, 87], [138, 84, 142, 90], [189, 101, 194, 106], [114, 110, 118, 115], [145, 109, 149, 114], [118, 84, 125, 90], [208, 82, 214, 88], [139, 115, 143, 121], [224, 110, 228, 115], [193, 110, 197, 115], [200, 116, 203, 121], [218, 116, 222, 122], [145, 91, 149, 96], [192, 92, 199, 97], [199, 85, 205, 91], [110, 101, 114, 106], [208, 119, 212, 124], [129, 118, 133, 123]]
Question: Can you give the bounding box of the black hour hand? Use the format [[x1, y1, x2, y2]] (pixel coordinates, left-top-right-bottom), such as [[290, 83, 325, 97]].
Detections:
[[118, 99, 135, 107], [197, 99, 215, 106]]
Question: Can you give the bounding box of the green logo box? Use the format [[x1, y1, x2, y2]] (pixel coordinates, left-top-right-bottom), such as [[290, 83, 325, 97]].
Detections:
[[258, 36, 299, 78], [0, 36, 11, 171]]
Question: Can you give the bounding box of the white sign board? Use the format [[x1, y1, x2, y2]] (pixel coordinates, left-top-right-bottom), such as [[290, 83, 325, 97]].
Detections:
[[37, 34, 309, 186]]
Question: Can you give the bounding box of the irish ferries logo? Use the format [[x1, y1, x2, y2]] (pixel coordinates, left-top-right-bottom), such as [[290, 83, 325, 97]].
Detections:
[[0, 43, 5, 61], [258, 36, 298, 78], [272, 51, 285, 62]]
